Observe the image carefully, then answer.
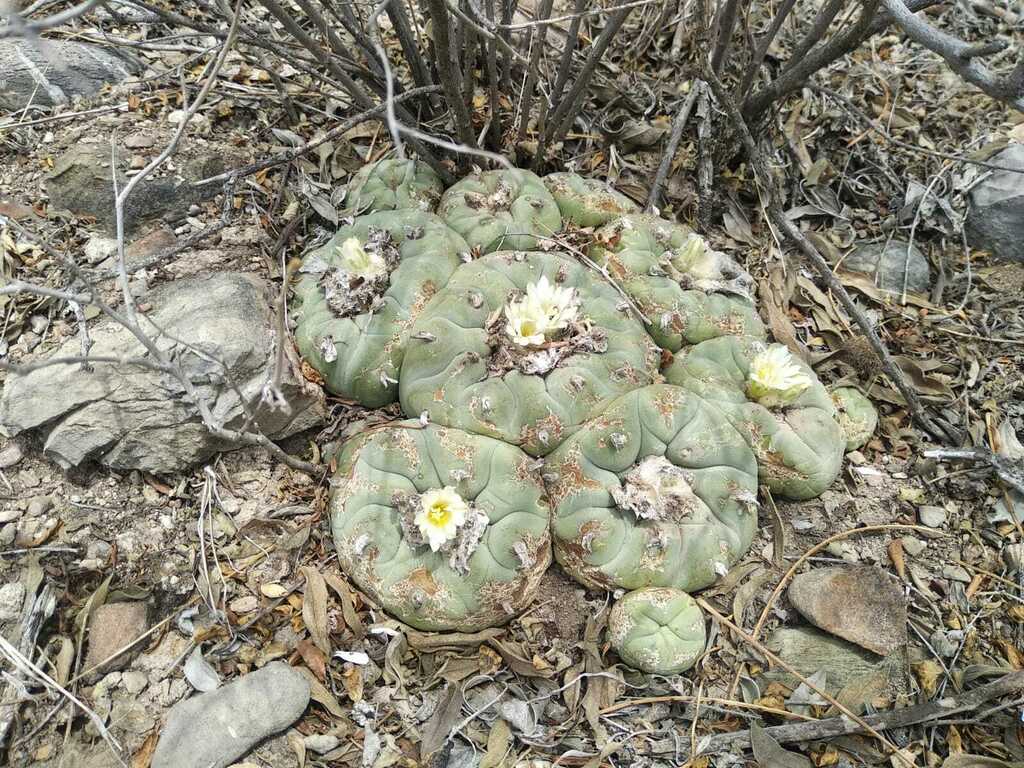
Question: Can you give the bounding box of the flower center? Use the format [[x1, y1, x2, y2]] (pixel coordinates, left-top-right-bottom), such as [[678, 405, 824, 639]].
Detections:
[[426, 503, 452, 528]]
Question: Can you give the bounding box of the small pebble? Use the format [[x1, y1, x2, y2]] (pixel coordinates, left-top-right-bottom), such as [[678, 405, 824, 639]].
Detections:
[[0, 442, 24, 469], [122, 670, 149, 695], [0, 523, 16, 546], [941, 565, 971, 583], [900, 536, 927, 556], [303, 734, 340, 754], [919, 505, 946, 528], [0, 509, 22, 524], [27, 495, 53, 517]]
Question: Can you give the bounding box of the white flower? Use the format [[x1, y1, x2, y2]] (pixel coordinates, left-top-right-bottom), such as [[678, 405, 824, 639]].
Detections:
[[414, 486, 469, 551], [746, 345, 812, 406], [338, 236, 386, 279], [505, 296, 550, 347], [526, 275, 578, 330]]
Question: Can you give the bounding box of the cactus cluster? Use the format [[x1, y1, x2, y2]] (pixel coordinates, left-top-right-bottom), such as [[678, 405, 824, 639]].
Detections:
[[293, 162, 875, 657]]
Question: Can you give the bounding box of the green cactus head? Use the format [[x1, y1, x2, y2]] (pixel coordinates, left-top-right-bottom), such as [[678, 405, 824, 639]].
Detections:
[[608, 588, 707, 674], [291, 210, 470, 407], [547, 384, 758, 592], [831, 387, 878, 451], [438, 168, 562, 253], [342, 158, 443, 215], [664, 336, 844, 500], [590, 215, 765, 351], [330, 423, 552, 631], [542, 172, 639, 227], [400, 250, 661, 456]]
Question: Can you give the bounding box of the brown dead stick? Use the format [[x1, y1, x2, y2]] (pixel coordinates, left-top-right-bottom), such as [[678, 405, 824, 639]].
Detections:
[[680, 669, 1024, 758]]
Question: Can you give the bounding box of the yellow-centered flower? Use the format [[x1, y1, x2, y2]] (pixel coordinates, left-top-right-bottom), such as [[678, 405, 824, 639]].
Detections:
[[338, 236, 386, 279], [415, 486, 469, 551], [504, 277, 579, 347], [746, 345, 812, 406], [526, 275, 578, 329]]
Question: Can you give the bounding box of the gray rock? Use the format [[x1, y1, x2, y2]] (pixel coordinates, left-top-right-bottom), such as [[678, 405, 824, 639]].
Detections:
[[85, 602, 149, 673], [26, 495, 53, 517], [918, 505, 946, 528], [151, 662, 310, 768], [966, 144, 1024, 262], [788, 565, 907, 656], [45, 144, 229, 235], [0, 273, 325, 473], [765, 626, 910, 699], [0, 39, 139, 112], [840, 239, 931, 295], [0, 581, 25, 623], [0, 440, 23, 468]]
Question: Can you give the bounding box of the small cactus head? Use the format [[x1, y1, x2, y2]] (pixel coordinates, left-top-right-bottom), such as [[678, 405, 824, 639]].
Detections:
[[608, 587, 707, 674], [746, 344, 812, 407]]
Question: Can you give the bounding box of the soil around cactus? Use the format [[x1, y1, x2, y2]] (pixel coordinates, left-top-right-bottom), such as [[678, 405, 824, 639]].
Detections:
[[330, 423, 552, 631], [291, 210, 470, 408], [399, 250, 661, 456], [547, 384, 758, 592]]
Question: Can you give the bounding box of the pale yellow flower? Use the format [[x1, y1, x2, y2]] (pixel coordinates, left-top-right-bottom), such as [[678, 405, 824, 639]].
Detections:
[[415, 486, 469, 551], [504, 296, 550, 347], [674, 234, 717, 280], [746, 345, 812, 406], [526, 275, 578, 330], [338, 236, 386, 279]]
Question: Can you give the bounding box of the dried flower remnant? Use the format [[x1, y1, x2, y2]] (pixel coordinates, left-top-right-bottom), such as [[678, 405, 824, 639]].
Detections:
[[318, 229, 401, 318]]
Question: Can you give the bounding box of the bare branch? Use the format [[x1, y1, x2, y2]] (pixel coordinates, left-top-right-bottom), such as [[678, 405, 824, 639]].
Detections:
[[0, 0, 107, 39], [879, 0, 1024, 109], [424, 0, 479, 156], [646, 81, 703, 212]]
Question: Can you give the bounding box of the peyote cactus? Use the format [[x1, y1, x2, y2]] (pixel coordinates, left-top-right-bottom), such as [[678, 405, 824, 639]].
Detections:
[[437, 168, 562, 253], [314, 163, 861, 642], [664, 336, 845, 500], [399, 250, 661, 456], [291, 210, 470, 407], [542, 172, 639, 227], [608, 588, 706, 674], [547, 384, 758, 592], [590, 215, 765, 352], [831, 387, 878, 451], [330, 423, 551, 631], [342, 158, 444, 215]]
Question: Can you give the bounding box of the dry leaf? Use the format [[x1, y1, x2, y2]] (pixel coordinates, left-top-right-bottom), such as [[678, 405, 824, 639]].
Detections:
[[297, 666, 346, 718], [913, 659, 943, 697], [301, 566, 331, 655], [750, 721, 812, 768], [480, 718, 512, 768], [342, 664, 364, 703], [323, 572, 364, 640], [888, 539, 906, 581], [297, 638, 327, 682], [184, 645, 221, 692], [131, 731, 159, 768], [261, 582, 288, 599]]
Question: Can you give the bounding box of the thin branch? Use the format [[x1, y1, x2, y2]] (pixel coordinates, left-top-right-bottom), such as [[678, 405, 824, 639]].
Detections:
[[687, 665, 1024, 757], [546, 4, 635, 142], [0, 0, 107, 39], [646, 81, 703, 212], [737, 0, 799, 98], [516, 0, 555, 145], [879, 0, 1024, 109], [710, 0, 741, 74], [424, 0, 479, 156]]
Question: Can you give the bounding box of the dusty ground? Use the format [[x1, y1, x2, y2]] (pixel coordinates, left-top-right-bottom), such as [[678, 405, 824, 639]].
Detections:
[[1, 1, 1023, 767]]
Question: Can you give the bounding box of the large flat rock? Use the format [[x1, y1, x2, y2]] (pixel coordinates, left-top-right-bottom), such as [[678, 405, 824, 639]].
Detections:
[[151, 661, 310, 768], [0, 39, 139, 112], [0, 273, 325, 473], [787, 565, 906, 656]]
